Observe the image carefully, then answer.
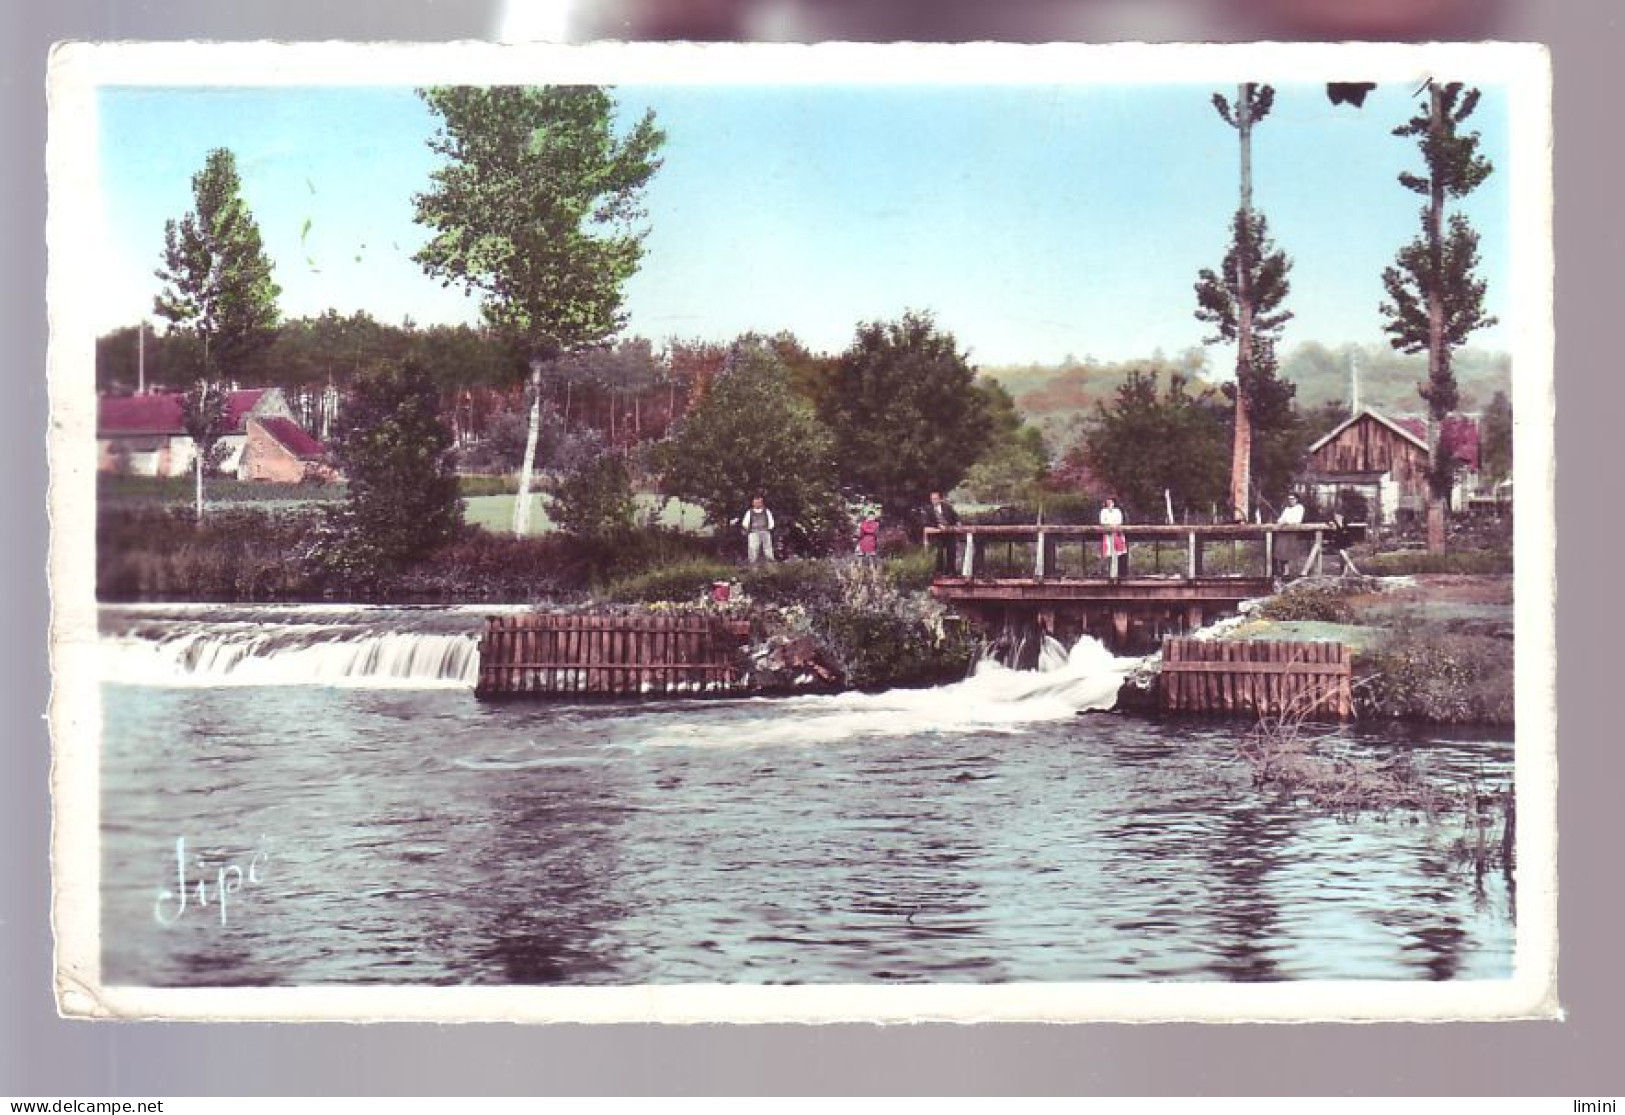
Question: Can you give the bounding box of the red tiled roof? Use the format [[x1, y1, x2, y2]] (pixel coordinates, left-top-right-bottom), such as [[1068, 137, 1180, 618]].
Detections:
[[99, 389, 269, 436], [254, 416, 325, 460]]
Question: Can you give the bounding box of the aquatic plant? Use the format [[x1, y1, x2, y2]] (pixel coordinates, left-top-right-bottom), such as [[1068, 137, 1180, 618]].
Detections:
[[1235, 686, 1514, 882]]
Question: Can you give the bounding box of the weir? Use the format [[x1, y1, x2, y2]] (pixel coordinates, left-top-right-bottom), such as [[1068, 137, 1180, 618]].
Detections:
[[100, 606, 487, 687], [928, 521, 1342, 653]]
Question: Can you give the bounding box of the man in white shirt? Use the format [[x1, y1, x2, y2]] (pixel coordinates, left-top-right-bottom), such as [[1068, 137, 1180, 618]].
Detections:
[[739, 495, 776, 564]]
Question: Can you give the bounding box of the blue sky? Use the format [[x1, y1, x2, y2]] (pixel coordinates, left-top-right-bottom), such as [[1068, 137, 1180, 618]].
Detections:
[[96, 81, 1512, 368]]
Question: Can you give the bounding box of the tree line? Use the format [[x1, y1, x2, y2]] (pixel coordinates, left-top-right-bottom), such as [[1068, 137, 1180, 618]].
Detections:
[[131, 79, 1501, 560]]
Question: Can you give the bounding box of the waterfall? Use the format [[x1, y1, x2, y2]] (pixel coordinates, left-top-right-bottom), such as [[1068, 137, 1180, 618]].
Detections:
[[1037, 634, 1070, 673], [100, 606, 489, 689]]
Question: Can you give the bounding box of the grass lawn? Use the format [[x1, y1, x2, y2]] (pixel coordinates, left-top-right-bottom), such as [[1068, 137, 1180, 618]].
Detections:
[[461, 492, 710, 536]]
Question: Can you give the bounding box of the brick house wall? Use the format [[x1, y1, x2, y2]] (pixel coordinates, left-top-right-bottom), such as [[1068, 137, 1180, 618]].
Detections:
[[239, 416, 337, 483]]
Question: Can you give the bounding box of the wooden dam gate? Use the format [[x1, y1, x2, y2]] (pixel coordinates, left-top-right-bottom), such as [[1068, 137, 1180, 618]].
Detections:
[[1160, 637, 1352, 719], [476, 613, 752, 698]]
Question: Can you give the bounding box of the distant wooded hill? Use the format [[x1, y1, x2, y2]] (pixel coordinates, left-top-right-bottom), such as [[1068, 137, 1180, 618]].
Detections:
[[985, 341, 1513, 434]]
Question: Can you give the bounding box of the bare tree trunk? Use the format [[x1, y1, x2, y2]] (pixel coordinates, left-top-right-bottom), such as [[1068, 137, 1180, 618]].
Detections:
[[513, 360, 544, 538], [194, 449, 205, 523], [1230, 82, 1255, 521], [1426, 83, 1449, 554]]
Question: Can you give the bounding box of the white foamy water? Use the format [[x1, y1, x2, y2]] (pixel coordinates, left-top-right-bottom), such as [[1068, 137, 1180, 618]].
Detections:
[[101, 623, 481, 688], [638, 636, 1140, 750]]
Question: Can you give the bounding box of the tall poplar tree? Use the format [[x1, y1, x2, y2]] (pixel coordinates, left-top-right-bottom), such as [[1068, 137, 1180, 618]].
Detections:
[[153, 147, 281, 520], [1194, 84, 1294, 521], [414, 86, 665, 537], [1379, 82, 1497, 552]]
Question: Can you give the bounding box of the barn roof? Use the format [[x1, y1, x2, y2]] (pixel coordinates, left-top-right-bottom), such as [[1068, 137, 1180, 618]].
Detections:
[[253, 416, 326, 460], [98, 389, 271, 436], [1307, 408, 1429, 456]]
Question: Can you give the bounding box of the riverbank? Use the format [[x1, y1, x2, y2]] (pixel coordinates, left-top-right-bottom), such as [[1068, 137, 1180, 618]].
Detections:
[[1222, 572, 1516, 725]]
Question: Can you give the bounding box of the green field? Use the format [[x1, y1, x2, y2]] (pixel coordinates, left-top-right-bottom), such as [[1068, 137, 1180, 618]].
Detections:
[[461, 492, 710, 535], [100, 474, 710, 535]]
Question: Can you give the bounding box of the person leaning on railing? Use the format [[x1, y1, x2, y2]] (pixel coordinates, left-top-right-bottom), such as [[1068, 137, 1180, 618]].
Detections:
[[928, 490, 959, 574], [1099, 497, 1128, 578], [1275, 494, 1306, 577]]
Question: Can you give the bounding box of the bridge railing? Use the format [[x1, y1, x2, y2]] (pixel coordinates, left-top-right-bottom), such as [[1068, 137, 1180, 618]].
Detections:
[[924, 522, 1355, 581]]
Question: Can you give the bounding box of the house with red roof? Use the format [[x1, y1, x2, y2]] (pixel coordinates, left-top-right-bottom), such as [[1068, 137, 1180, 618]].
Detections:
[[240, 415, 338, 482], [98, 387, 321, 479]]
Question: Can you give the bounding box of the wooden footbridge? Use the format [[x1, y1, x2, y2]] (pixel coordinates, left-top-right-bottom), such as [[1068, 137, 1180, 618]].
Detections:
[[926, 522, 1348, 652]]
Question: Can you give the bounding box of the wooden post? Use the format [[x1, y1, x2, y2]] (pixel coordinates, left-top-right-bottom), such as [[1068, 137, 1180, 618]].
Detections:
[[1301, 533, 1323, 578], [961, 531, 976, 579], [1264, 528, 1274, 578], [1112, 609, 1130, 647], [1186, 531, 1198, 580], [1035, 530, 1047, 578]]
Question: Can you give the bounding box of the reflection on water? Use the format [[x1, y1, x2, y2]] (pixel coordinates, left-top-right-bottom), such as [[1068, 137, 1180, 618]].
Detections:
[[100, 681, 1514, 986]]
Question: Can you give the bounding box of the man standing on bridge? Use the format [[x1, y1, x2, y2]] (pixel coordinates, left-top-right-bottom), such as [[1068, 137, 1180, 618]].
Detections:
[[928, 491, 959, 574]]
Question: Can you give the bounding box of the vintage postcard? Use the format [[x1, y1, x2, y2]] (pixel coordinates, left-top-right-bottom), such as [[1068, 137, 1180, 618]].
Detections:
[[47, 40, 1555, 1022]]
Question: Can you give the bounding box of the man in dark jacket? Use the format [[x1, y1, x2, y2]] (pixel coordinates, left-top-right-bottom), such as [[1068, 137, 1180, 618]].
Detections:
[[928, 491, 960, 574]]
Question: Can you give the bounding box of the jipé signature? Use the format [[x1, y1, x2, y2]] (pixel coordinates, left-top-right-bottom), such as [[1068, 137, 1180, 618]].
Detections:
[[153, 836, 270, 927]]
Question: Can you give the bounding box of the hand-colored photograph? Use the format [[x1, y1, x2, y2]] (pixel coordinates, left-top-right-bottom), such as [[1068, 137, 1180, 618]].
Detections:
[[47, 42, 1555, 1022]]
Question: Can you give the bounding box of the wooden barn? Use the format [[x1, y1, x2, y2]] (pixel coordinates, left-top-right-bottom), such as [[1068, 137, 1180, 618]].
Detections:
[[1302, 408, 1486, 525], [1302, 409, 1432, 525]]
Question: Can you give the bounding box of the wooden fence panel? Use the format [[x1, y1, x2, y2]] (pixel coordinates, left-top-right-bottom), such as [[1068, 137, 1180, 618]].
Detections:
[[1158, 637, 1352, 720], [476, 612, 749, 698]]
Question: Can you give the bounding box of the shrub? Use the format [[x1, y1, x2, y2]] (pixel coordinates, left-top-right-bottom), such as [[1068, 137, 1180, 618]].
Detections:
[[1257, 578, 1367, 623], [602, 558, 736, 604], [815, 603, 975, 689], [882, 547, 937, 593], [98, 506, 318, 600], [395, 531, 591, 601], [1027, 490, 1101, 525], [457, 474, 519, 498], [1356, 631, 1514, 724], [554, 450, 635, 540], [99, 474, 348, 507], [1358, 549, 1512, 576], [738, 558, 844, 608]]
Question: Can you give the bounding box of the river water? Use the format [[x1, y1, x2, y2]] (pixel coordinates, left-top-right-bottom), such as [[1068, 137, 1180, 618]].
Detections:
[[97, 605, 1514, 986]]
